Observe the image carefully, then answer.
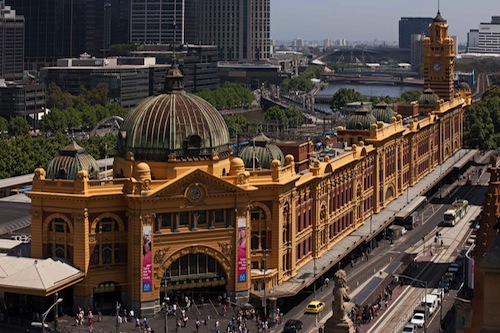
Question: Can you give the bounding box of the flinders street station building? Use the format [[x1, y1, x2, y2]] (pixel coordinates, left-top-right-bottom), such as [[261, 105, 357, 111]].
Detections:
[[0, 12, 472, 317]]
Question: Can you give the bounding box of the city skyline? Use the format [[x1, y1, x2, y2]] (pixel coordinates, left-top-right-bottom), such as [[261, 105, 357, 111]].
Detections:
[[271, 0, 498, 45]]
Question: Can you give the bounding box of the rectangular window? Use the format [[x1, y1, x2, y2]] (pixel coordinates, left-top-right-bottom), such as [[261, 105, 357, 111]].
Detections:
[[180, 212, 189, 226], [215, 209, 224, 222]]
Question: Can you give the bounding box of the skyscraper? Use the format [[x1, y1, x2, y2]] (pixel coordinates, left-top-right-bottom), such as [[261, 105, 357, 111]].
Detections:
[[0, 2, 24, 82], [6, 0, 106, 70], [129, 0, 270, 62], [399, 17, 433, 49], [196, 0, 270, 61]]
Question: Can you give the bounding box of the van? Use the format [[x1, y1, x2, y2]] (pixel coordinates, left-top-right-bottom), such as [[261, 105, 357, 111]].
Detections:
[[421, 294, 439, 316]]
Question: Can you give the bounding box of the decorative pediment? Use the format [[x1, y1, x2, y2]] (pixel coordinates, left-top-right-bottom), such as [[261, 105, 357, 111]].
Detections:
[[152, 169, 249, 200]]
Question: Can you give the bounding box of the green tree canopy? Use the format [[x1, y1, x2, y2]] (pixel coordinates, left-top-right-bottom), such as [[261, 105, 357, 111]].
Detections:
[[329, 88, 364, 110], [8, 116, 31, 136], [464, 86, 500, 150], [397, 90, 422, 103], [0, 117, 8, 135]]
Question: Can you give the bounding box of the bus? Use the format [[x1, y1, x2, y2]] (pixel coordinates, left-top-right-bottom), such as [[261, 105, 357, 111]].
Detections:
[[443, 199, 469, 226], [394, 196, 427, 230]]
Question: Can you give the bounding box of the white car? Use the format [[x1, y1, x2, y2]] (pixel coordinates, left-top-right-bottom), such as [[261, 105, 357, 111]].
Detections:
[[410, 313, 425, 328], [402, 323, 417, 333]]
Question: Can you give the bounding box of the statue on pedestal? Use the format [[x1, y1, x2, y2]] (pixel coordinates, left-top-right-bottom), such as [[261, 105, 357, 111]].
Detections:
[[324, 269, 354, 333]]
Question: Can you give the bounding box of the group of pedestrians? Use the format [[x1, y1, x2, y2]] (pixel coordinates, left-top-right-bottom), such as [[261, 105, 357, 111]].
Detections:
[[350, 283, 395, 328]]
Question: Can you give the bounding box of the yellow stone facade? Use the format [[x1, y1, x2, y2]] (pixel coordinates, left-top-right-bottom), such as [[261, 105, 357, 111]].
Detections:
[[26, 11, 471, 316]]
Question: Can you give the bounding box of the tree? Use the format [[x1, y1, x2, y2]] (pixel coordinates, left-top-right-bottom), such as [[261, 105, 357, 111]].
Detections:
[[264, 106, 287, 124], [330, 88, 363, 110], [397, 90, 422, 103], [8, 116, 30, 136], [46, 82, 74, 109], [284, 107, 304, 128], [0, 117, 8, 135], [223, 114, 248, 137]]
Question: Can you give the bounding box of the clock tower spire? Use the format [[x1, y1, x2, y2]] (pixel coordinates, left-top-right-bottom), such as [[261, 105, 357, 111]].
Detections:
[[423, 11, 455, 102]]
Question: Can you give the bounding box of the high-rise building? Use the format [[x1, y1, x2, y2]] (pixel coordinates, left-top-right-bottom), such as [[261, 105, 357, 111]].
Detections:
[[6, 0, 106, 70], [410, 34, 425, 73], [129, 0, 270, 62], [467, 17, 500, 53], [423, 11, 455, 102], [130, 0, 184, 45], [0, 2, 24, 82], [196, 0, 270, 62], [399, 17, 433, 49]]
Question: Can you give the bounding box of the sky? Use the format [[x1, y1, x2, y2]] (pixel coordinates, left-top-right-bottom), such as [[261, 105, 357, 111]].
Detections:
[[271, 0, 499, 45]]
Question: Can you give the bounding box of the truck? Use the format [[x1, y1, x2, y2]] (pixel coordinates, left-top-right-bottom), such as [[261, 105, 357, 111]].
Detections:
[[443, 199, 469, 227]]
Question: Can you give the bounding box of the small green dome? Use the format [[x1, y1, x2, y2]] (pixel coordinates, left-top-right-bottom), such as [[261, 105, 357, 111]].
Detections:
[[346, 104, 377, 130], [457, 81, 471, 91], [418, 88, 440, 106], [239, 133, 284, 169], [372, 102, 396, 123], [46, 141, 99, 180]]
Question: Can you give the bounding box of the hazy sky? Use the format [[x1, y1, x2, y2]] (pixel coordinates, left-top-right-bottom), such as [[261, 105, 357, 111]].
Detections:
[[271, 0, 498, 44]]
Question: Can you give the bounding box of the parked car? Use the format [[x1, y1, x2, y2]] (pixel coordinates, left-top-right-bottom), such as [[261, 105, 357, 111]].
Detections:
[[410, 312, 425, 328], [283, 319, 303, 333], [448, 262, 461, 273], [305, 301, 325, 314], [440, 276, 451, 292], [402, 323, 417, 333]]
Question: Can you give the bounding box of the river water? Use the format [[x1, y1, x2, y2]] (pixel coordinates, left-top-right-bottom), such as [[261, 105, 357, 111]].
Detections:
[[316, 83, 418, 99]]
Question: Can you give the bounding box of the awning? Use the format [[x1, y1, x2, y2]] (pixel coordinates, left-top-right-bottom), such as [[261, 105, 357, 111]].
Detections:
[[0, 256, 84, 296]]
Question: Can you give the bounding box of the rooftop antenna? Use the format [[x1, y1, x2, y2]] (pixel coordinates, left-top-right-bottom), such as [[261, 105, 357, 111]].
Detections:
[[437, 0, 440, 13]]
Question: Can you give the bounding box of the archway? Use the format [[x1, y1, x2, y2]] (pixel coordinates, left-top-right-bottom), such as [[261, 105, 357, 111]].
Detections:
[[160, 251, 229, 307], [93, 281, 122, 314]]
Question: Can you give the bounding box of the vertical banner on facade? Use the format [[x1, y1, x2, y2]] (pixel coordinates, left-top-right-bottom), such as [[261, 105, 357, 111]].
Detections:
[[237, 218, 247, 283], [142, 225, 153, 292]]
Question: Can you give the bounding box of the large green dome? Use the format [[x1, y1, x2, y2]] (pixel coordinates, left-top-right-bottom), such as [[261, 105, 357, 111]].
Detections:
[[116, 61, 230, 161]]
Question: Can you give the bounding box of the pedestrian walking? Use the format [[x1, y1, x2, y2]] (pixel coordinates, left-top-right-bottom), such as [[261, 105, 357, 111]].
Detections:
[[196, 319, 200, 333], [136, 317, 140, 329]]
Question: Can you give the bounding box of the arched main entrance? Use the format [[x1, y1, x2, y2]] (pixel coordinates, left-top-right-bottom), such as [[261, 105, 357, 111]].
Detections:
[[93, 281, 122, 314], [160, 252, 228, 305]]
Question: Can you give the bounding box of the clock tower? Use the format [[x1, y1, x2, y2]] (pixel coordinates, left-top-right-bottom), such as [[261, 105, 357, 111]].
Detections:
[[423, 11, 455, 102]]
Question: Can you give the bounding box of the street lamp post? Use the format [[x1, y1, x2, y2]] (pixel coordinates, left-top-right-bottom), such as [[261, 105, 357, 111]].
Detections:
[[313, 257, 317, 297], [262, 257, 267, 328], [164, 275, 170, 333], [40, 297, 63, 333], [394, 274, 428, 333]]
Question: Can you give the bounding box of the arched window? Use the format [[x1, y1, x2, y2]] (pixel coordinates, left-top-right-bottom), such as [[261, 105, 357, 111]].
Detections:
[[92, 217, 121, 266], [47, 217, 71, 260], [250, 206, 270, 252]]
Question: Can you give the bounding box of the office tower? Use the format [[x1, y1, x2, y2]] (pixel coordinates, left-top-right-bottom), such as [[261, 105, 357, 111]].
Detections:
[[110, 0, 130, 46], [399, 17, 433, 49], [6, 0, 106, 70], [467, 17, 500, 53], [0, 2, 24, 81], [195, 0, 270, 61], [410, 34, 425, 73], [130, 0, 185, 45], [130, 0, 270, 62]]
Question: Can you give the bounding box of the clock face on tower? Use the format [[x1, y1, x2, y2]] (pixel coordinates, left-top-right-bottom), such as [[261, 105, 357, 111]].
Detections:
[[432, 62, 442, 73]]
